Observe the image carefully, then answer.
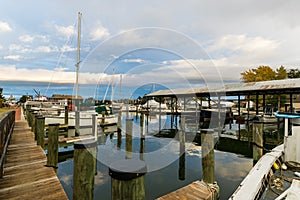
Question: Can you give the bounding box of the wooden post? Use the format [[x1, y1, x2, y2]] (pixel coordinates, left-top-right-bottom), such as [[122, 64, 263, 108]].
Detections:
[[32, 113, 37, 140], [28, 110, 33, 127], [109, 159, 147, 200], [201, 129, 215, 184], [140, 113, 145, 160], [46, 123, 59, 169], [126, 118, 133, 159], [64, 106, 68, 125], [73, 139, 97, 200], [75, 110, 80, 136], [179, 116, 186, 180], [253, 122, 263, 164], [201, 129, 219, 199], [101, 111, 105, 126], [92, 114, 97, 140], [36, 116, 45, 148]]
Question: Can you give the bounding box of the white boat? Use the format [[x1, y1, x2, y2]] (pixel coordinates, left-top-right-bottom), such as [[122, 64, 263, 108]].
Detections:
[[230, 111, 300, 199]]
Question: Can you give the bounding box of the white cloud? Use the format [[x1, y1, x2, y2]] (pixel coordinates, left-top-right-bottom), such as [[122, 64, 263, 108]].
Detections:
[[90, 24, 110, 41], [123, 58, 145, 63], [61, 45, 76, 52], [19, 35, 34, 43], [0, 21, 12, 32], [55, 24, 75, 38], [208, 34, 280, 53], [0, 44, 3, 50], [3, 55, 22, 61], [35, 46, 52, 53]]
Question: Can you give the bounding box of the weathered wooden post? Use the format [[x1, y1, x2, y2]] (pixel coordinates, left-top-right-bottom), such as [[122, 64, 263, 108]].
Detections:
[[64, 105, 68, 125], [253, 121, 263, 164], [46, 123, 59, 169], [36, 116, 45, 148], [32, 112, 37, 140], [126, 118, 133, 159], [75, 110, 80, 135], [179, 116, 186, 180], [73, 139, 97, 200], [109, 159, 147, 200], [201, 129, 219, 199], [140, 113, 145, 160], [27, 110, 33, 127], [101, 111, 105, 126]]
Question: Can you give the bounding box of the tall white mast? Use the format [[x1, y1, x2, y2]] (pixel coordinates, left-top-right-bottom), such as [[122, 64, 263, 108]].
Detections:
[[75, 12, 82, 135], [75, 12, 82, 99]]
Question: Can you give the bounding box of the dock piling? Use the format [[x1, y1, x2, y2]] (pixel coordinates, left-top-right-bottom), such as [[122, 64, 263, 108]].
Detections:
[[109, 159, 147, 200], [126, 118, 133, 159], [253, 122, 263, 164], [36, 116, 45, 148], [73, 139, 97, 200], [46, 123, 59, 169]]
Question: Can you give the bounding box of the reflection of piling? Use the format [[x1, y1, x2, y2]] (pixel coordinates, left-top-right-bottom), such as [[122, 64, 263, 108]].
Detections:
[[117, 111, 122, 149], [64, 106, 68, 125], [253, 122, 263, 164], [126, 119, 133, 159], [109, 159, 146, 200], [201, 129, 219, 199], [179, 116, 186, 181], [36, 116, 45, 148], [73, 139, 97, 200], [46, 123, 59, 169], [140, 113, 145, 160]]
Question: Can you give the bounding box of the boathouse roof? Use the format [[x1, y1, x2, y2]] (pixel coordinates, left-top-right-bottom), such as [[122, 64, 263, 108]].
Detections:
[[146, 78, 300, 97]]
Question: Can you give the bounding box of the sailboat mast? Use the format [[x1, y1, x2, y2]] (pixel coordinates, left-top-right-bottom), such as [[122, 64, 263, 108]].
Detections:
[[75, 12, 82, 99]]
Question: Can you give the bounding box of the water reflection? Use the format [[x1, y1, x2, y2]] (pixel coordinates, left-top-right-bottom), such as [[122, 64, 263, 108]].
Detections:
[[57, 111, 283, 199]]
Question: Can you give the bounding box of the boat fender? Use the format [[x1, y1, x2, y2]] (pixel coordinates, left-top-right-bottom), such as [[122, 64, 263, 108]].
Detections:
[[273, 162, 280, 170], [294, 172, 300, 177], [281, 163, 287, 170]]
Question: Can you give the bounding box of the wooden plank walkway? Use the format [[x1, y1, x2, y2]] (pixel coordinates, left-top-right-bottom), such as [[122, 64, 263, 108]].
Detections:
[[156, 181, 213, 200], [0, 120, 68, 199]]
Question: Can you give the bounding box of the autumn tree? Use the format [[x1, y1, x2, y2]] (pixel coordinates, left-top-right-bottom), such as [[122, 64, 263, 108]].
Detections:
[[241, 66, 278, 82], [240, 66, 287, 108]]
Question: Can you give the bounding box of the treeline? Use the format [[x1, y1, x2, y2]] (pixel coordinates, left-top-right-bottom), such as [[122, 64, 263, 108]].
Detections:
[[241, 66, 300, 82]]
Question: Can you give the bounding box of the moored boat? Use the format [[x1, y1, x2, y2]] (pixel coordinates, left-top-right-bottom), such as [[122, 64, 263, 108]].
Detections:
[[230, 111, 300, 200]]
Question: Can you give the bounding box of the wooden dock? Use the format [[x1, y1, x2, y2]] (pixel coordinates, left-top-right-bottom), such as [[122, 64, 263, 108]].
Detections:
[[0, 120, 68, 199], [157, 181, 216, 200]]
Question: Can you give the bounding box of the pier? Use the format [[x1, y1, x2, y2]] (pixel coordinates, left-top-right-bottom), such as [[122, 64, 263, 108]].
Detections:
[[0, 109, 68, 199]]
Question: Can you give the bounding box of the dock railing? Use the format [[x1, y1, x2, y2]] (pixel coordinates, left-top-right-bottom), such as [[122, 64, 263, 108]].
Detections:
[[0, 110, 15, 178]]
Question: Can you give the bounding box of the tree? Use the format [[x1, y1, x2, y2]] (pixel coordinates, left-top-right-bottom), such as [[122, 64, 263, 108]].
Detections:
[[287, 68, 300, 78], [241, 66, 276, 82], [276, 66, 287, 80]]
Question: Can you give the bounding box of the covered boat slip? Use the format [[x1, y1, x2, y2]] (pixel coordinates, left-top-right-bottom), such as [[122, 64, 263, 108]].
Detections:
[[146, 78, 300, 116]]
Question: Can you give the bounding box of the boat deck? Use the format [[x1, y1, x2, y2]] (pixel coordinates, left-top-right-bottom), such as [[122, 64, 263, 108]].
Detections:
[[0, 120, 68, 199]]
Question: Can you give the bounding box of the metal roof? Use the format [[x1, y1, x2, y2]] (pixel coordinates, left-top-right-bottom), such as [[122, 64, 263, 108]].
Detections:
[[146, 78, 300, 97]]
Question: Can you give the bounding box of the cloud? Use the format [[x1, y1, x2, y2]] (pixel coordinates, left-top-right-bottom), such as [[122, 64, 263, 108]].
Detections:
[[122, 58, 145, 63], [54, 24, 75, 38], [8, 44, 30, 53], [35, 46, 52, 53], [19, 35, 34, 43], [90, 23, 110, 41], [3, 55, 22, 61], [0, 21, 12, 32], [61, 45, 76, 52], [208, 34, 280, 54]]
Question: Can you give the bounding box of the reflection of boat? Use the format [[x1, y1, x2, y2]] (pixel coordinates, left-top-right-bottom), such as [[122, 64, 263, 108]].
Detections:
[[230, 111, 300, 199]]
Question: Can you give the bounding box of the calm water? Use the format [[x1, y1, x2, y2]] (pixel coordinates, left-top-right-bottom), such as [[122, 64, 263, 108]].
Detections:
[[56, 112, 260, 200]]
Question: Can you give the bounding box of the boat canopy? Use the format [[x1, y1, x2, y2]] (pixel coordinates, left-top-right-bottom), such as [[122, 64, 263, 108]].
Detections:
[[275, 111, 300, 119]]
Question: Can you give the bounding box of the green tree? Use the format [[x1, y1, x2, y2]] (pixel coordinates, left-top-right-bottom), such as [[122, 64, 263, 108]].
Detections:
[[276, 66, 287, 80], [287, 68, 300, 78], [241, 66, 276, 82]]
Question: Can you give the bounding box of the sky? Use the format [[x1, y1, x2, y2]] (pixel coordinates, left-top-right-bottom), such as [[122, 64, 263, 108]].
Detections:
[[1, 0, 300, 90]]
